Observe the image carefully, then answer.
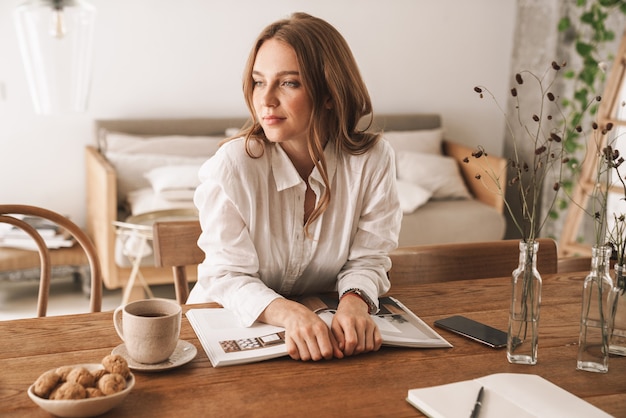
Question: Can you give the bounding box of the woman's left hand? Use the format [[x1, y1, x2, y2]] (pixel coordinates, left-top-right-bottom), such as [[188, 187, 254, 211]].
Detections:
[[331, 295, 382, 356]]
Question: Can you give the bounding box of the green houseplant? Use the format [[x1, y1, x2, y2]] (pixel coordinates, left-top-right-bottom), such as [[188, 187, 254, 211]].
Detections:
[[553, 0, 626, 223]]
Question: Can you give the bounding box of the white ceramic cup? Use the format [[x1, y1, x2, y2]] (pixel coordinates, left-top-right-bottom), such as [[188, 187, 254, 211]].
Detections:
[[113, 298, 182, 364]]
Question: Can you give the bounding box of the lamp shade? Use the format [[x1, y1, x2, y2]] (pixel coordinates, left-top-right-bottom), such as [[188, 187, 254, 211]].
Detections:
[[13, 0, 97, 114]]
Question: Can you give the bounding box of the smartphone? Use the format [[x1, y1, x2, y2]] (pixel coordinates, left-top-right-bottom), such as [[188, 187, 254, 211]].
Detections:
[[434, 315, 508, 348]]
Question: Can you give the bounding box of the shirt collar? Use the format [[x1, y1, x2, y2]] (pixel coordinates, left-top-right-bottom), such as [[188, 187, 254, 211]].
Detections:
[[271, 141, 338, 192]]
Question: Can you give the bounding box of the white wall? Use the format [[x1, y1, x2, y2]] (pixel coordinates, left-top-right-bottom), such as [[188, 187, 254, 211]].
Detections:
[[0, 0, 517, 226]]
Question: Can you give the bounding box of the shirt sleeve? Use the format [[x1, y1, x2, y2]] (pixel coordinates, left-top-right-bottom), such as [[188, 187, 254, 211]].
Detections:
[[336, 140, 402, 312], [187, 147, 283, 327]]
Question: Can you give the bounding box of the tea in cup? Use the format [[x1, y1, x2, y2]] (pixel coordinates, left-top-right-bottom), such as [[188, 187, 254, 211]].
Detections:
[[113, 298, 181, 364]]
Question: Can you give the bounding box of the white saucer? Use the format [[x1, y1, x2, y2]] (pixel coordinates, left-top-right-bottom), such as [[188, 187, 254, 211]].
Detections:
[[112, 339, 197, 372]]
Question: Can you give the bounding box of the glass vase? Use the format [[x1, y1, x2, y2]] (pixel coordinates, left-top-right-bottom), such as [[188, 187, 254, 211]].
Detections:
[[609, 264, 626, 356], [507, 240, 541, 365], [577, 245, 613, 373]]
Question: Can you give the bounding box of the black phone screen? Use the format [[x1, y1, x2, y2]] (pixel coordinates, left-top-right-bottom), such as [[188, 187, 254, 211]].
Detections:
[[434, 315, 508, 348]]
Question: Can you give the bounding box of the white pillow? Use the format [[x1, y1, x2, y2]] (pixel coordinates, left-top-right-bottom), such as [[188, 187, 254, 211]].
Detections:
[[396, 180, 432, 214], [159, 189, 196, 201], [225, 127, 241, 137], [396, 151, 471, 200], [383, 128, 443, 155], [126, 188, 197, 215], [101, 132, 224, 157], [144, 164, 201, 200], [106, 152, 208, 200]]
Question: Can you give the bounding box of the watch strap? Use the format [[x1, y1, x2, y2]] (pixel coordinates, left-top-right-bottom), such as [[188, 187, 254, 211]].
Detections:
[[341, 288, 377, 314]]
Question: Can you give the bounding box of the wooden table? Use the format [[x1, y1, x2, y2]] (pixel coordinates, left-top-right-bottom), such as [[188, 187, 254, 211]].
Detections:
[[2, 273, 625, 417]]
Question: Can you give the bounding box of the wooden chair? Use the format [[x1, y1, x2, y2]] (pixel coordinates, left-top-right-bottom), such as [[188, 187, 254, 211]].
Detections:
[[389, 238, 558, 285], [152, 220, 203, 304], [557, 255, 596, 273], [0, 204, 102, 317], [150, 222, 560, 298]]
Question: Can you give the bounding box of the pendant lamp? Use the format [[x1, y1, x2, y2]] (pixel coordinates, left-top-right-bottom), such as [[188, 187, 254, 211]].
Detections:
[[13, 0, 97, 115]]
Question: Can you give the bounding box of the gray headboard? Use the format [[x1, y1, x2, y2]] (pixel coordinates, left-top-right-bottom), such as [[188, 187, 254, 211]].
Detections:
[[95, 117, 250, 137], [95, 113, 441, 138], [368, 113, 441, 131]]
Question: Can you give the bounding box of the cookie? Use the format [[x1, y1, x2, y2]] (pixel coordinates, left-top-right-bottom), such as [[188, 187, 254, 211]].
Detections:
[[54, 365, 74, 382], [97, 373, 126, 395], [66, 366, 96, 388], [101, 354, 130, 379], [50, 382, 87, 400], [86, 387, 105, 398], [32, 370, 61, 398]]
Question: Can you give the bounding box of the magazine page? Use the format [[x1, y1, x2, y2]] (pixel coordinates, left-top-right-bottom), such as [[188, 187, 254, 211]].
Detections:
[[186, 309, 288, 367], [301, 295, 452, 348], [377, 297, 452, 347]]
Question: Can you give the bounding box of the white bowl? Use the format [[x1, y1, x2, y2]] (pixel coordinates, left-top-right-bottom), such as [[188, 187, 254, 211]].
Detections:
[[27, 363, 135, 418]]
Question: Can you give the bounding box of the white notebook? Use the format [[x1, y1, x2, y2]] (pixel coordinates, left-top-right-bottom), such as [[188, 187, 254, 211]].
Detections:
[[407, 373, 611, 418]]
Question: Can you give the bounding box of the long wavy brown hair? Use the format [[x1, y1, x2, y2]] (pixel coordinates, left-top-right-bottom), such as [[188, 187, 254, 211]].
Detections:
[[237, 12, 380, 233]]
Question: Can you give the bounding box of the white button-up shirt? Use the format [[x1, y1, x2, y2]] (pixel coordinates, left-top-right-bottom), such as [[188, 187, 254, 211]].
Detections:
[[187, 136, 402, 326]]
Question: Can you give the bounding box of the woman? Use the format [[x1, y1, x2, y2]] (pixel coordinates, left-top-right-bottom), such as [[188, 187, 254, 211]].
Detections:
[[188, 12, 401, 361]]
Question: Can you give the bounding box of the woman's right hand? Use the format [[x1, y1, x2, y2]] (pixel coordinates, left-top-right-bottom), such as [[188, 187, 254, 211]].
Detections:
[[258, 298, 344, 361]]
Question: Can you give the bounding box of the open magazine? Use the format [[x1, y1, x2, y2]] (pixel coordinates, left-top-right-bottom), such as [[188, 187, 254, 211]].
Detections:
[[186, 295, 452, 367]]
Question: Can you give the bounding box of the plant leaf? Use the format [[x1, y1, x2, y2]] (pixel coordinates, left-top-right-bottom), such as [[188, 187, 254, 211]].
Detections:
[[558, 17, 571, 32], [576, 41, 594, 56]]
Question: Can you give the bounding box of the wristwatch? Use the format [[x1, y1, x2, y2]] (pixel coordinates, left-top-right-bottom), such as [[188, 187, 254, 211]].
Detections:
[[341, 288, 377, 314]]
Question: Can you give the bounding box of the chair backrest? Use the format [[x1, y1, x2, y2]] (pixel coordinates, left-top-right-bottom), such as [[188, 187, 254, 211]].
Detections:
[[557, 255, 593, 273], [0, 204, 102, 317], [389, 238, 558, 285], [152, 220, 203, 304]]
